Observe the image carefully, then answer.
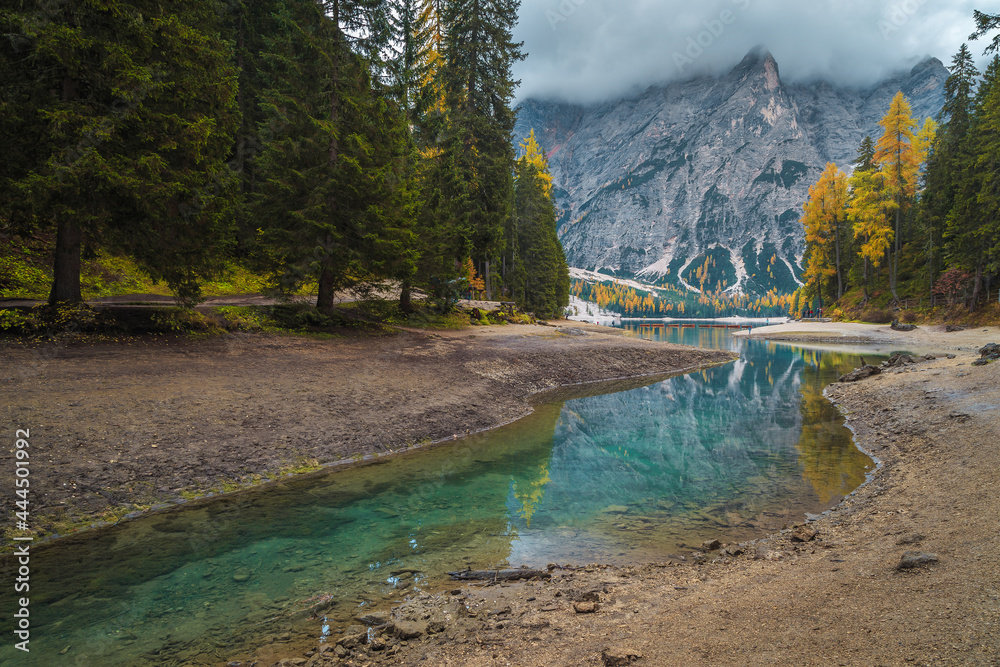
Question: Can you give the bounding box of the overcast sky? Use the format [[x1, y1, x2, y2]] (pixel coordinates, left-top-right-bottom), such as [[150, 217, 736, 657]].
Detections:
[[512, 0, 995, 104]]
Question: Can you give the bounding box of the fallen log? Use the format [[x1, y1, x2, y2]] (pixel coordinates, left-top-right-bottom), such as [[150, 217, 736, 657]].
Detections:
[[447, 568, 551, 582]]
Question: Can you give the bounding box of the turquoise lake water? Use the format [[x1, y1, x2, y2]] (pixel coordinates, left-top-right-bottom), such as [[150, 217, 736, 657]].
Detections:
[[0, 325, 879, 665]]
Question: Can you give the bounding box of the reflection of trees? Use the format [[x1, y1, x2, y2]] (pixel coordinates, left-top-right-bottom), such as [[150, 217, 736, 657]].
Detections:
[[527, 341, 821, 527], [511, 461, 551, 527], [792, 348, 871, 503]]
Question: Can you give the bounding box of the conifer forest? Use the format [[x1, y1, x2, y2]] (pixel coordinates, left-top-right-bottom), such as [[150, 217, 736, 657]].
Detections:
[[0, 0, 570, 319]]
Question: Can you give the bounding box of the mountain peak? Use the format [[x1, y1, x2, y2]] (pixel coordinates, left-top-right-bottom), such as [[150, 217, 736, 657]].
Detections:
[[911, 56, 945, 76], [735, 46, 776, 68], [731, 46, 780, 89]]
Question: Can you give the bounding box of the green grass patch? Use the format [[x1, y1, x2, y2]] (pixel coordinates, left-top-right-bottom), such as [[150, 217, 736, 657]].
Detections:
[[1, 236, 274, 300]]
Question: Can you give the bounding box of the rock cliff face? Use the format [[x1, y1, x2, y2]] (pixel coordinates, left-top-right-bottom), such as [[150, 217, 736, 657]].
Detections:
[[514, 48, 948, 295]]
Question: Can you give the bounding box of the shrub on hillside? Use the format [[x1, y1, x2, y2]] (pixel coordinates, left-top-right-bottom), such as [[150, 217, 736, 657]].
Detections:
[[860, 306, 893, 324]]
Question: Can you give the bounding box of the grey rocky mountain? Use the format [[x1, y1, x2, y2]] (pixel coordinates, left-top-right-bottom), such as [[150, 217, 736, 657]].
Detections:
[[514, 48, 948, 296]]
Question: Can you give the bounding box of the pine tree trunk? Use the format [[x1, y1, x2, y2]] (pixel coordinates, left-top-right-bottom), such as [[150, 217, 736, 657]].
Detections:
[[815, 275, 823, 315], [927, 226, 934, 305], [970, 263, 983, 313], [834, 218, 843, 300], [49, 218, 83, 304], [317, 264, 336, 311], [318, 0, 341, 314], [399, 279, 413, 313], [862, 256, 870, 304], [484, 259, 492, 301], [890, 205, 900, 303], [50, 74, 83, 305]]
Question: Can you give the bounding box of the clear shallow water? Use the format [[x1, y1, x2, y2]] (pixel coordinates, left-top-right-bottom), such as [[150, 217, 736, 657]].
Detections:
[[1, 325, 879, 666]]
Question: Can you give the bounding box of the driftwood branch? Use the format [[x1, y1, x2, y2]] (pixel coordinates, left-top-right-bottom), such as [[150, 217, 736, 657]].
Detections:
[[447, 568, 551, 582]]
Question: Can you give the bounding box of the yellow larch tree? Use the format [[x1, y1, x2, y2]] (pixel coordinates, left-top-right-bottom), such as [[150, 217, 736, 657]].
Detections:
[[801, 162, 850, 303], [419, 0, 447, 117], [912, 116, 938, 170], [848, 166, 893, 302], [518, 129, 553, 196], [874, 91, 918, 301]]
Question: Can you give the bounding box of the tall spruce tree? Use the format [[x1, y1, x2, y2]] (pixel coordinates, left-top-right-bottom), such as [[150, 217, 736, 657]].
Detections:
[[222, 0, 283, 259], [923, 44, 980, 297], [417, 0, 448, 128], [388, 0, 434, 125], [974, 58, 1000, 303], [0, 8, 35, 240], [974, 59, 1000, 304], [2, 0, 240, 305], [854, 136, 877, 172], [945, 56, 1000, 309], [441, 0, 524, 299], [255, 0, 414, 308], [386, 0, 439, 312]]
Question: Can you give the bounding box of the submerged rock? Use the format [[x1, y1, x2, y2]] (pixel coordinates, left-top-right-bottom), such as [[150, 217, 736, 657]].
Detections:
[[357, 611, 389, 626]]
